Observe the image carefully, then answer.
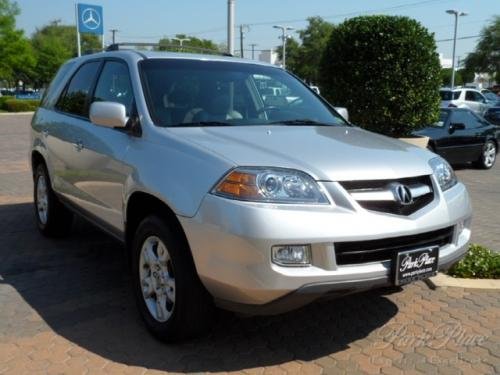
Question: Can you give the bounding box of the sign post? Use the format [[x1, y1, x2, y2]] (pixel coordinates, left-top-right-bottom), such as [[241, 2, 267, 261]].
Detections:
[[76, 3, 104, 55]]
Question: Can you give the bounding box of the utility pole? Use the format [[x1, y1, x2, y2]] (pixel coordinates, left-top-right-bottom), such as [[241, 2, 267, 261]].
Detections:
[[239, 24, 249, 58], [227, 0, 235, 55], [273, 25, 294, 68], [446, 9, 468, 90], [109, 29, 119, 44], [249, 43, 258, 60]]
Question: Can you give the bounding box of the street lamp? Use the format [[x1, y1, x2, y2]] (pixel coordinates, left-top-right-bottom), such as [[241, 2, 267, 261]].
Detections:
[[273, 25, 294, 69], [173, 37, 190, 47], [446, 9, 468, 90]]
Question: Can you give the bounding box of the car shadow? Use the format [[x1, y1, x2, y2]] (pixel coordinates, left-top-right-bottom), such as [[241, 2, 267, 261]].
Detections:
[[0, 202, 399, 372]]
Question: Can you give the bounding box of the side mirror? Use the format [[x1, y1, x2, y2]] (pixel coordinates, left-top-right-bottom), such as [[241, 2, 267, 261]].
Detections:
[[89, 101, 128, 128], [449, 122, 465, 132]]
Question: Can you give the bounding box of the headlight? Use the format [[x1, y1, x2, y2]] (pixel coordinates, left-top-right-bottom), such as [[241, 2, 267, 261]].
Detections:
[[429, 157, 457, 191], [212, 167, 330, 204]]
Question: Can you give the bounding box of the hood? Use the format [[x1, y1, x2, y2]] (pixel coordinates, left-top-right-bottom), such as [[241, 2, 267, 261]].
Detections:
[[168, 125, 434, 181]]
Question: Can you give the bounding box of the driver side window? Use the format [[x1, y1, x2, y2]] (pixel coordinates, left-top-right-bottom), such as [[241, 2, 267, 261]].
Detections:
[[92, 61, 134, 115]]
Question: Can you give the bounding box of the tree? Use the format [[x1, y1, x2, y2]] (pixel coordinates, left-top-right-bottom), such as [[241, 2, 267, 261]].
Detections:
[[275, 37, 301, 70], [295, 17, 334, 83], [31, 21, 100, 86], [441, 68, 463, 87], [458, 68, 475, 85], [157, 34, 220, 54], [0, 0, 36, 86], [464, 16, 500, 81], [320, 15, 441, 138], [275, 17, 333, 84]]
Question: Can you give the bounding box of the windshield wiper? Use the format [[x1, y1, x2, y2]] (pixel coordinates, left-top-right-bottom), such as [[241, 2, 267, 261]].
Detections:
[[174, 121, 233, 127], [268, 119, 335, 126]]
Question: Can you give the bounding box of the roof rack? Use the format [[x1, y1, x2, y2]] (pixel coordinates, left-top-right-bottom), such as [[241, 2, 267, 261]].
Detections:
[[105, 42, 233, 57]]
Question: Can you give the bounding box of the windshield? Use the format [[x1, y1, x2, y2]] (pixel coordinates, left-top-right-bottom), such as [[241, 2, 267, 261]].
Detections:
[[139, 59, 347, 127], [439, 90, 453, 101], [484, 92, 498, 101]]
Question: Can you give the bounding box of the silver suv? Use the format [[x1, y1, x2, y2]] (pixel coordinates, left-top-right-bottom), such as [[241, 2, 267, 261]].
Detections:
[[31, 50, 472, 341]]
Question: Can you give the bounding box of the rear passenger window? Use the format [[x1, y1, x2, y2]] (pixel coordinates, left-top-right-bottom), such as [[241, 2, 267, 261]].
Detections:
[[92, 61, 134, 115], [56, 61, 101, 117]]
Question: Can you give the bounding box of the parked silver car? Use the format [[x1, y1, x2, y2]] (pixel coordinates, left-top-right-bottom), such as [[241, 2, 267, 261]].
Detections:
[[449, 88, 490, 115], [31, 50, 472, 341]]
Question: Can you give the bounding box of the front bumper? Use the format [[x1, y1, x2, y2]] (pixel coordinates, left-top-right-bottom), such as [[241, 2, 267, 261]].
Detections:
[[179, 181, 472, 314]]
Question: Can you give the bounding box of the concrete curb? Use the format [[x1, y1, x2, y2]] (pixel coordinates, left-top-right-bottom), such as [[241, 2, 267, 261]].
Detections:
[[0, 112, 34, 116], [425, 272, 500, 290]]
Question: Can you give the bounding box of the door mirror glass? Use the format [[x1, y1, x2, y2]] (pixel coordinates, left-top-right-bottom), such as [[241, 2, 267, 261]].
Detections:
[[449, 122, 466, 132], [89, 101, 128, 128], [335, 107, 349, 121]]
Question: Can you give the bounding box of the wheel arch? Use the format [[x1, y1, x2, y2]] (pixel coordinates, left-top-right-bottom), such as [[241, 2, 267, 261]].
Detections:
[[125, 192, 192, 259], [31, 150, 47, 177]]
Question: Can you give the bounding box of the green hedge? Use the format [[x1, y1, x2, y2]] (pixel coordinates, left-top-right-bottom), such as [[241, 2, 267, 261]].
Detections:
[[0, 99, 40, 112], [448, 244, 500, 279], [319, 15, 441, 137]]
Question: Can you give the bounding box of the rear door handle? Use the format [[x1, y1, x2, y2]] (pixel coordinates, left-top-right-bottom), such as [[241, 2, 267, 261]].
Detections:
[[73, 140, 84, 152]]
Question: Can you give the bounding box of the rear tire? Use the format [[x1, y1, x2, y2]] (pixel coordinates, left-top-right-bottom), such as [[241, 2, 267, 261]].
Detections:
[[33, 164, 73, 236], [131, 215, 214, 342], [476, 141, 496, 169]]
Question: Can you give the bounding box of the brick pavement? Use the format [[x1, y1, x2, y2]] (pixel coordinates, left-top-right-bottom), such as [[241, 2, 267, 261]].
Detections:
[[0, 114, 499, 374]]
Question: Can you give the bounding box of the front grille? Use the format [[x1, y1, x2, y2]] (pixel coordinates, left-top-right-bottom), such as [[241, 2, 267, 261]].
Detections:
[[339, 175, 434, 215], [334, 226, 454, 265]]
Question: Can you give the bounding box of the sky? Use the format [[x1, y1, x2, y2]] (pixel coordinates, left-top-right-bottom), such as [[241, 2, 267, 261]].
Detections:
[[15, 0, 500, 61]]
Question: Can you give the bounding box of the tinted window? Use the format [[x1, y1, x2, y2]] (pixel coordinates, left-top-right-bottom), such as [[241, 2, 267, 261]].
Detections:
[[56, 61, 101, 117], [41, 61, 75, 108], [140, 59, 346, 127], [485, 108, 500, 124], [439, 90, 453, 101], [453, 91, 461, 100], [465, 90, 484, 102], [92, 61, 134, 115], [451, 110, 479, 129]]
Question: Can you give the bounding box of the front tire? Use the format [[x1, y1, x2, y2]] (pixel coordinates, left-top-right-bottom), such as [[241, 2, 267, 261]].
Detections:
[[131, 215, 214, 342], [33, 164, 73, 236], [476, 141, 496, 169]]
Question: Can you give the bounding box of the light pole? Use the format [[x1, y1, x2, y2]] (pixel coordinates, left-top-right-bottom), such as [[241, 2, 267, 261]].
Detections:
[[228, 0, 235, 55], [109, 29, 119, 44], [249, 43, 258, 60], [172, 37, 190, 51], [446, 9, 467, 90], [273, 25, 294, 69]]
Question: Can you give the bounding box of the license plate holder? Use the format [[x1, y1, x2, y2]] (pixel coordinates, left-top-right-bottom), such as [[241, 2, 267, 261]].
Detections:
[[394, 246, 439, 286]]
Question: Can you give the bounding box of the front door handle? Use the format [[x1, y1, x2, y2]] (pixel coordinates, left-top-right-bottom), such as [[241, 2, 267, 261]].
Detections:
[[73, 140, 84, 152]]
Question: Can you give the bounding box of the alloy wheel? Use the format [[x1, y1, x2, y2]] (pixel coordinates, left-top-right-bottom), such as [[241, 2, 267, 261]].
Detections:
[[36, 175, 49, 225], [139, 236, 176, 322], [483, 142, 496, 168]]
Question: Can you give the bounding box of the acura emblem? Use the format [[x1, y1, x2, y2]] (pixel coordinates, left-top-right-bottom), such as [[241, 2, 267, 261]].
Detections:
[[393, 184, 413, 205]]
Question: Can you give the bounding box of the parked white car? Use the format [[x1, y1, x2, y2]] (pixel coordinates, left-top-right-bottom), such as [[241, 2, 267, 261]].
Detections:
[[449, 88, 490, 115]]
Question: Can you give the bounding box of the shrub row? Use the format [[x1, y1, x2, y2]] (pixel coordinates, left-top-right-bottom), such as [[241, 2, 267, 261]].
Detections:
[[0, 98, 40, 112], [448, 244, 500, 279]]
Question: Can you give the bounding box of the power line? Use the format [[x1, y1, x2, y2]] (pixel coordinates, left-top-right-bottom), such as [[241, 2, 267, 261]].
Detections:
[[179, 0, 452, 36], [435, 35, 480, 42]]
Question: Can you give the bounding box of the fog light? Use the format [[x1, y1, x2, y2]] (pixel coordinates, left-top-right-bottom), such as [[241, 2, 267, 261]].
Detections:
[[272, 245, 311, 266]]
